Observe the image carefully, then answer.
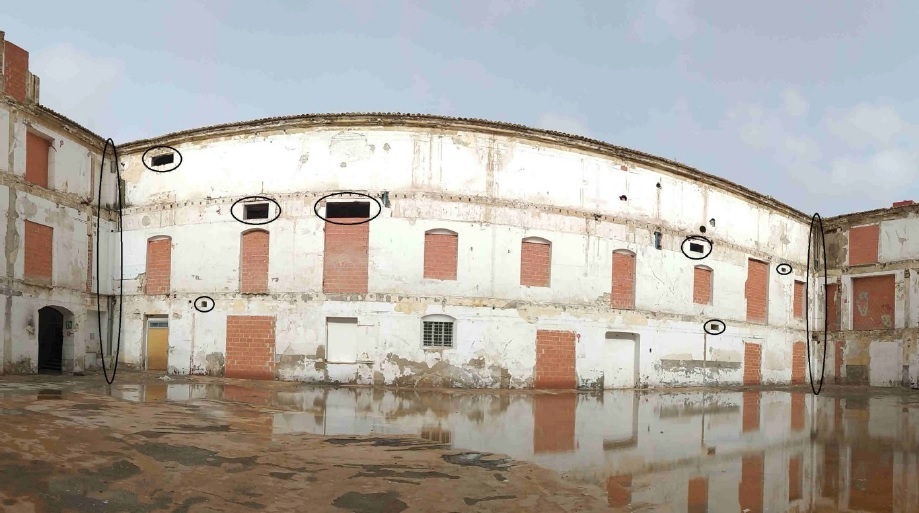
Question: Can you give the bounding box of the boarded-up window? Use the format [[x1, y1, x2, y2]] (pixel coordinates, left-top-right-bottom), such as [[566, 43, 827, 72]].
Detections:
[[26, 131, 51, 188], [240, 229, 269, 294], [423, 229, 458, 280], [793, 280, 804, 319], [825, 283, 840, 331], [852, 274, 895, 330], [848, 224, 880, 265], [145, 236, 172, 295], [693, 265, 712, 305], [24, 220, 52, 285], [745, 259, 768, 324], [611, 250, 636, 310], [322, 214, 369, 294], [326, 317, 358, 363], [520, 238, 551, 287]]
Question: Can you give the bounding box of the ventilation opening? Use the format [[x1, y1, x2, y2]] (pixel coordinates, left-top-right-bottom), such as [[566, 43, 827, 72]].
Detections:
[[689, 242, 705, 253], [244, 203, 270, 220], [151, 153, 174, 167], [327, 201, 370, 219], [653, 231, 662, 250], [699, 226, 707, 233], [200, 300, 209, 308]]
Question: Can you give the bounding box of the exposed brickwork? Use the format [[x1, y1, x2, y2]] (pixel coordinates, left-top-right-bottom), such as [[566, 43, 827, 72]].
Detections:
[[24, 220, 52, 285], [848, 224, 880, 265], [520, 240, 551, 287], [791, 341, 806, 384], [611, 251, 636, 310], [743, 342, 762, 386], [606, 475, 632, 508], [788, 456, 802, 501], [423, 231, 458, 280], [145, 237, 172, 295], [849, 448, 893, 512], [3, 41, 29, 102], [823, 442, 839, 499], [240, 229, 269, 294], [323, 218, 369, 294], [25, 131, 50, 188], [742, 391, 761, 433], [834, 339, 846, 384], [793, 280, 804, 319], [739, 452, 764, 513], [86, 235, 93, 292], [225, 316, 276, 380], [852, 274, 896, 330], [688, 476, 708, 513], [791, 392, 806, 431], [893, 200, 915, 207], [745, 259, 768, 324], [533, 394, 576, 453], [534, 330, 576, 389], [693, 266, 712, 305], [825, 283, 840, 331]]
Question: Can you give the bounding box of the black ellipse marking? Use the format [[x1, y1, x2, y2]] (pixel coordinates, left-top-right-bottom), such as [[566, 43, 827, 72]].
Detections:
[[230, 196, 282, 225], [193, 296, 215, 313], [313, 192, 382, 225], [142, 145, 183, 173], [805, 213, 828, 396], [703, 319, 726, 336], [776, 263, 793, 276], [680, 235, 713, 261]]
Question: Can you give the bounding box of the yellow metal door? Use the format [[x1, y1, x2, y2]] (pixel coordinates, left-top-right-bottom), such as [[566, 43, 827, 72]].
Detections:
[[146, 320, 169, 371]]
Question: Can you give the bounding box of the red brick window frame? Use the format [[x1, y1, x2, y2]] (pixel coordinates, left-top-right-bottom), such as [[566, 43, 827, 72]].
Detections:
[[24, 220, 53, 285], [520, 237, 551, 287], [145, 236, 172, 295], [793, 280, 805, 319], [423, 229, 458, 281], [611, 249, 636, 310], [26, 130, 52, 189], [240, 228, 270, 294], [693, 265, 713, 305]]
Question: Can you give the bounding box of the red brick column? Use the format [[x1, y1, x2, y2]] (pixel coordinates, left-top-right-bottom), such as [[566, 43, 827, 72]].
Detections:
[[145, 237, 172, 295]]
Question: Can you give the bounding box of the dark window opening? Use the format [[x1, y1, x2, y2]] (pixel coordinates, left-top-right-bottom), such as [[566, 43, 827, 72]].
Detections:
[[327, 201, 370, 219], [151, 153, 174, 167], [690, 242, 705, 253], [201, 300, 209, 308], [653, 231, 662, 250], [244, 203, 270, 220]]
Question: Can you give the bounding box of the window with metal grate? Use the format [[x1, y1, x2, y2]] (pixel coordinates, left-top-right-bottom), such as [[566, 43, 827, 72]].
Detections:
[[422, 321, 453, 348]]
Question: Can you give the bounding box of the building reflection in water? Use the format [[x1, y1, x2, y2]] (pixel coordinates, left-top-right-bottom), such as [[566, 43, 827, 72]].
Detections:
[[103, 382, 919, 512]]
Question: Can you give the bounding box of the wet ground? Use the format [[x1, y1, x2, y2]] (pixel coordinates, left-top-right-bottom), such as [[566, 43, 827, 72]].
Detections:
[[1, 372, 918, 512]]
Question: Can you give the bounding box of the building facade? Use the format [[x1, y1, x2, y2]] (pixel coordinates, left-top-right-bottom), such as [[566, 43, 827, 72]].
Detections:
[[0, 32, 120, 375], [1, 31, 917, 388]]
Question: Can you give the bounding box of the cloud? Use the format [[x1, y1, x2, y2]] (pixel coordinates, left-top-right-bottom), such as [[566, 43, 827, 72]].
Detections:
[[723, 93, 919, 209], [825, 103, 912, 148], [631, 0, 697, 42], [458, 0, 540, 27], [31, 44, 124, 133], [782, 89, 809, 117], [536, 112, 591, 137]]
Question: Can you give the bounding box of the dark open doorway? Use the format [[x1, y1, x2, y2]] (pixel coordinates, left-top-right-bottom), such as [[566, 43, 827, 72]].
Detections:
[[38, 306, 64, 374]]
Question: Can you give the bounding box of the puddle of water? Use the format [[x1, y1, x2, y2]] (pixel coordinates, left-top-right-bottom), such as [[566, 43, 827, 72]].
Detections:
[[77, 382, 919, 511]]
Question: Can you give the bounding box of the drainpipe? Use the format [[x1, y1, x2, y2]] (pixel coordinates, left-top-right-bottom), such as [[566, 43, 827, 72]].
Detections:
[[702, 332, 707, 386], [106, 296, 115, 365]]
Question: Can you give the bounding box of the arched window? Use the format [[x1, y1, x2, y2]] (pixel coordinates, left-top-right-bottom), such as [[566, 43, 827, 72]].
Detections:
[[421, 314, 455, 349], [693, 265, 713, 305], [611, 249, 636, 310], [240, 229, 269, 294], [145, 236, 172, 295], [520, 237, 551, 287], [423, 229, 458, 280]]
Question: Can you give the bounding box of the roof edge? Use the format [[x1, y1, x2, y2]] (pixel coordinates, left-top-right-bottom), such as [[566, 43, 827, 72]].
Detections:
[[117, 112, 811, 223]]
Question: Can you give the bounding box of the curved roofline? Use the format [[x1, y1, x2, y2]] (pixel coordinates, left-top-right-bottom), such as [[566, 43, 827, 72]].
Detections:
[[119, 112, 810, 222]]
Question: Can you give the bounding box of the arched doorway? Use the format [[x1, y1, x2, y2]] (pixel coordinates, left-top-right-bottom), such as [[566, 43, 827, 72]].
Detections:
[[38, 306, 64, 374]]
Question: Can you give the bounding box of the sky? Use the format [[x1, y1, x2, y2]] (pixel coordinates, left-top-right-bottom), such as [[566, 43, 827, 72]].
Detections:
[[3, 0, 919, 216]]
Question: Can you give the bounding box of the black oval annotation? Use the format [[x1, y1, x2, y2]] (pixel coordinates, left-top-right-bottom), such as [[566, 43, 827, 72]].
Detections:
[[703, 319, 726, 336], [142, 145, 183, 173], [776, 263, 793, 275], [193, 296, 215, 313], [314, 192, 382, 226], [681, 235, 713, 261]]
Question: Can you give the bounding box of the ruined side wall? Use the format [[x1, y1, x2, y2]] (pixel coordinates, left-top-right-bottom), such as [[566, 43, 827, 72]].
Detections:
[[0, 100, 120, 374], [823, 210, 919, 387], [115, 125, 814, 388]]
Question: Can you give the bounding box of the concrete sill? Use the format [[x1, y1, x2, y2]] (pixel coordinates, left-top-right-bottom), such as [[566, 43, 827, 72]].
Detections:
[[321, 360, 374, 365], [22, 278, 53, 289]]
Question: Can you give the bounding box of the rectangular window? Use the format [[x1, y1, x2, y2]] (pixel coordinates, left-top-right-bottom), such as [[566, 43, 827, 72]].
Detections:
[[851, 274, 895, 330], [326, 201, 370, 219], [848, 224, 880, 265], [244, 203, 270, 220], [422, 321, 454, 348], [150, 153, 174, 167], [26, 131, 51, 188]]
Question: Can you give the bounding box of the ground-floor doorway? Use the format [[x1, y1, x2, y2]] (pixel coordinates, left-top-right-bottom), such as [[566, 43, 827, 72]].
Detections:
[[146, 318, 169, 371], [601, 331, 640, 389], [38, 306, 64, 374]]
